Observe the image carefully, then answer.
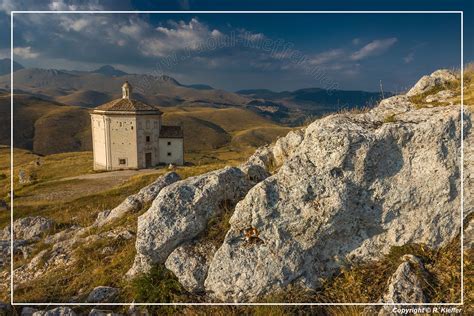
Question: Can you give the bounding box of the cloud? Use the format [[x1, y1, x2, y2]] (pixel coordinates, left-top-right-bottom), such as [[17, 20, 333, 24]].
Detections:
[[49, 0, 103, 10], [350, 37, 398, 61], [140, 18, 225, 57], [404, 52, 415, 63], [239, 31, 265, 42], [0, 0, 105, 13], [13, 46, 39, 58], [307, 49, 345, 65], [59, 17, 90, 31]]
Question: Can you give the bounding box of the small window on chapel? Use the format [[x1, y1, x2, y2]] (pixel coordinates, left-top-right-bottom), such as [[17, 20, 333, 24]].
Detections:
[[167, 141, 171, 146], [146, 136, 150, 142], [119, 122, 123, 127], [167, 152, 172, 156], [119, 159, 126, 165]]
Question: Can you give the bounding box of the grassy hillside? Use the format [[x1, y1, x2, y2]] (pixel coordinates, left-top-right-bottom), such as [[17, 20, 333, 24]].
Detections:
[[0, 92, 91, 155], [0, 90, 293, 156], [162, 106, 292, 152]]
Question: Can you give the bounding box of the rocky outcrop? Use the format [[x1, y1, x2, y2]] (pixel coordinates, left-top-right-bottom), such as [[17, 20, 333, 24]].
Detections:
[[32, 307, 76, 316], [86, 286, 119, 303], [13, 216, 55, 241], [165, 241, 217, 293], [95, 172, 180, 227], [425, 90, 456, 104], [406, 69, 457, 96], [18, 169, 35, 185], [208, 110, 462, 300], [378, 255, 427, 315], [203, 74, 465, 301], [127, 167, 253, 277], [124, 69, 467, 301]]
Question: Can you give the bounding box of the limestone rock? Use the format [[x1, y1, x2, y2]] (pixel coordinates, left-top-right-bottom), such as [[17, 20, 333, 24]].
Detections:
[[165, 241, 217, 293], [0, 302, 11, 316], [13, 216, 55, 241], [18, 169, 34, 185], [239, 146, 273, 183], [204, 100, 464, 301], [127, 167, 252, 277], [406, 69, 457, 96], [95, 172, 180, 227], [378, 255, 427, 315], [425, 89, 456, 103], [0, 226, 9, 241], [272, 129, 304, 167], [464, 116, 474, 220], [239, 129, 304, 183], [465, 219, 474, 249], [86, 286, 120, 303], [32, 307, 76, 316], [21, 307, 38, 315], [89, 309, 122, 316]]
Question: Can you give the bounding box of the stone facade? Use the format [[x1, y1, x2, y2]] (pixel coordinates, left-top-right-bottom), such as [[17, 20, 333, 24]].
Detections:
[[91, 82, 184, 170]]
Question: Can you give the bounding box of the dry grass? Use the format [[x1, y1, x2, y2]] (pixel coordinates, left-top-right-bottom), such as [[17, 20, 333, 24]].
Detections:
[[462, 63, 474, 109], [409, 64, 474, 110], [14, 237, 137, 303]]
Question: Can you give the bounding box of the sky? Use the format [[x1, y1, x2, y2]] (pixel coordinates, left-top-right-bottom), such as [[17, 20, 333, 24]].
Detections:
[[0, 0, 472, 92]]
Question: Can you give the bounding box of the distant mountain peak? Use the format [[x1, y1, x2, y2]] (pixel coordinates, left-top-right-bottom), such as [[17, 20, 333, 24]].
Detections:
[[92, 65, 128, 77], [158, 75, 180, 85], [0, 58, 24, 75]]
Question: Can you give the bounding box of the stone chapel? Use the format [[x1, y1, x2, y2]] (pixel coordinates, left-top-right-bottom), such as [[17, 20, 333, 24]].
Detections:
[[90, 81, 184, 170]]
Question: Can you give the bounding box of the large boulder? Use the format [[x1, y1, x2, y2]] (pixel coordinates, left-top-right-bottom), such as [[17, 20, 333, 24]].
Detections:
[[165, 240, 217, 293], [406, 69, 457, 96], [204, 101, 465, 301], [127, 167, 253, 277], [95, 172, 180, 227]]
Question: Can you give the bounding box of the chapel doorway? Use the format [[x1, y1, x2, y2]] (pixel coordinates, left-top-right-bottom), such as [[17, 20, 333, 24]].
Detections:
[[145, 152, 152, 168]]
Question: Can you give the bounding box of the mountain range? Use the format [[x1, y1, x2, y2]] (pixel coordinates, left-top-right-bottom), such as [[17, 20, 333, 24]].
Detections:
[[0, 60, 387, 155], [0, 60, 386, 121]]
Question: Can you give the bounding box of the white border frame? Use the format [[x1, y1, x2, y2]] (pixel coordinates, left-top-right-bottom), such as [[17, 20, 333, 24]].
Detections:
[[9, 10, 464, 307]]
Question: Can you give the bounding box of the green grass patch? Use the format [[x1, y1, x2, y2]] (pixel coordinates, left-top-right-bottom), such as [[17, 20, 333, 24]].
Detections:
[[383, 113, 396, 124]]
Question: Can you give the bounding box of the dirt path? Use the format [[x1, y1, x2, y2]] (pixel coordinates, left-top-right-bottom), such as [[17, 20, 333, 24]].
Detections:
[[62, 168, 163, 181], [17, 168, 166, 204]]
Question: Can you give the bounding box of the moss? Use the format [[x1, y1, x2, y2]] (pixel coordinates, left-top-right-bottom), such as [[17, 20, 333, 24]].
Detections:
[[383, 113, 396, 123]]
